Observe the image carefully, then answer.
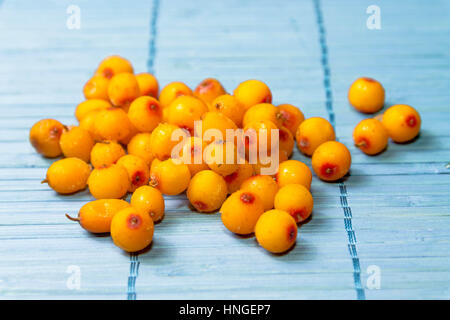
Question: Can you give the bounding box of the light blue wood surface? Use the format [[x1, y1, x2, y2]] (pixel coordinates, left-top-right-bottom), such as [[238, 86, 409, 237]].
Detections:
[[0, 0, 449, 299]]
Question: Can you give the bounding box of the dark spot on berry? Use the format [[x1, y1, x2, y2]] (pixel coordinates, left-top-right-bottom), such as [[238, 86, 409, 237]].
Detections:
[[147, 101, 159, 113], [127, 214, 142, 229], [362, 77, 375, 83], [321, 163, 338, 177], [355, 137, 370, 149], [406, 115, 417, 128], [49, 126, 62, 139], [287, 225, 297, 241], [224, 171, 238, 183], [290, 208, 306, 223], [102, 68, 114, 79], [132, 170, 146, 186], [299, 137, 309, 148], [262, 94, 272, 103], [194, 201, 208, 211], [279, 128, 289, 141], [215, 103, 222, 110], [240, 192, 255, 204]]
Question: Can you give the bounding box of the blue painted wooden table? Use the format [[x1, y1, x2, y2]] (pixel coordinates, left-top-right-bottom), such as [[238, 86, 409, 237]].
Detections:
[[0, 0, 449, 299]]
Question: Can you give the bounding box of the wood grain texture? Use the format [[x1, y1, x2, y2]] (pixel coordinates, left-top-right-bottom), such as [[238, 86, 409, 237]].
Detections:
[[0, 0, 449, 300]]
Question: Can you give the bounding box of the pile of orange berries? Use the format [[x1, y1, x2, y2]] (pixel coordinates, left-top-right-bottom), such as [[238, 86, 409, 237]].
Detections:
[[29, 55, 421, 255]]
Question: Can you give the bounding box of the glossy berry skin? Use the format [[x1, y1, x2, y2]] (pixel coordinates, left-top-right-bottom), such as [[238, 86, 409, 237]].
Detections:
[[110, 207, 154, 253], [204, 140, 239, 176], [224, 162, 254, 194], [275, 160, 312, 189], [279, 126, 294, 157], [243, 119, 279, 154], [130, 186, 165, 223], [277, 104, 305, 136], [167, 96, 208, 134], [90, 141, 126, 169], [201, 111, 237, 144], [240, 175, 279, 211], [75, 99, 112, 122], [119, 122, 140, 145], [255, 209, 297, 254], [242, 103, 282, 128], [128, 96, 162, 133], [29, 119, 65, 158], [45, 158, 91, 194], [149, 158, 191, 196], [312, 141, 352, 181], [220, 190, 264, 235], [233, 80, 272, 111], [83, 75, 110, 101], [353, 118, 389, 155], [211, 94, 245, 127], [187, 170, 228, 213], [79, 110, 102, 141], [67, 199, 130, 233], [95, 55, 134, 79], [295, 117, 335, 156], [274, 184, 314, 223], [136, 72, 159, 98], [117, 155, 150, 192], [348, 77, 385, 114], [88, 164, 130, 199], [150, 123, 185, 161], [178, 137, 209, 176], [382, 104, 421, 143], [95, 108, 133, 142], [107, 73, 141, 109], [194, 78, 226, 107], [159, 81, 193, 109], [127, 133, 154, 166], [59, 126, 94, 162]]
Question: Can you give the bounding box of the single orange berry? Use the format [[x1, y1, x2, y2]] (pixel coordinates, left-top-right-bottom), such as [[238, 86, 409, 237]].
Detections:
[[187, 170, 228, 213], [240, 175, 279, 211], [117, 155, 150, 192], [136, 72, 159, 98], [220, 190, 264, 235], [382, 104, 421, 143], [223, 162, 254, 194], [194, 78, 226, 107], [201, 111, 238, 144], [204, 140, 239, 176], [150, 123, 186, 161], [255, 209, 297, 253], [44, 158, 91, 194], [95, 107, 132, 142], [75, 99, 112, 122], [312, 141, 352, 181], [90, 141, 126, 169], [95, 55, 134, 79], [242, 103, 282, 128], [274, 184, 313, 223], [277, 104, 305, 135], [128, 96, 162, 132], [167, 96, 208, 134], [107, 73, 141, 109], [353, 118, 389, 155], [79, 110, 102, 141], [233, 80, 272, 111], [275, 160, 312, 189], [348, 77, 385, 113], [29, 119, 64, 158], [111, 207, 154, 253], [159, 81, 193, 108], [83, 75, 110, 101], [211, 94, 245, 127], [149, 158, 191, 196], [243, 119, 279, 154], [88, 164, 130, 199], [127, 133, 154, 166], [130, 185, 165, 223], [177, 137, 209, 176], [59, 126, 95, 162], [295, 117, 335, 156]]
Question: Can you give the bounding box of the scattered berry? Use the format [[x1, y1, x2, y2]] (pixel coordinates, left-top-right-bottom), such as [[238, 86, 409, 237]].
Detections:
[[277, 104, 304, 135], [79, 110, 102, 141], [204, 140, 239, 176], [348, 77, 385, 113], [243, 119, 279, 154], [107, 73, 141, 110], [167, 96, 208, 134], [382, 104, 421, 143], [255, 209, 297, 253], [135, 72, 159, 98], [59, 126, 94, 162], [130, 185, 165, 223], [95, 55, 134, 79], [88, 164, 130, 199], [274, 184, 313, 223], [83, 75, 110, 101], [43, 157, 91, 194], [187, 170, 228, 213], [275, 160, 312, 189], [201, 111, 237, 144], [127, 133, 154, 166], [242, 103, 281, 128], [312, 141, 352, 181], [75, 99, 112, 122], [90, 141, 126, 169], [240, 175, 279, 211], [233, 80, 272, 111], [117, 154, 150, 192], [353, 118, 389, 155], [95, 107, 133, 142], [211, 94, 245, 127], [159, 81, 192, 108], [128, 96, 162, 132], [29, 119, 64, 158], [194, 78, 226, 107], [150, 123, 186, 161], [295, 117, 335, 156], [149, 158, 191, 196]]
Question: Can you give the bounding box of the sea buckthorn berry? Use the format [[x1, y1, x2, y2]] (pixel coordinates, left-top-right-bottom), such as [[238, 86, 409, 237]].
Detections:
[[117, 155, 150, 192], [348, 77, 385, 113], [279, 126, 294, 157], [240, 175, 279, 211], [187, 170, 228, 213], [312, 141, 352, 181], [353, 118, 389, 155], [127, 133, 154, 165], [88, 164, 130, 199], [130, 186, 165, 223], [167, 96, 208, 134], [119, 122, 140, 145], [243, 119, 279, 153], [90, 141, 126, 169], [242, 103, 282, 128], [95, 55, 134, 79], [110, 207, 154, 253], [224, 162, 254, 194], [277, 104, 305, 135], [149, 158, 191, 196], [66, 199, 130, 233], [44, 157, 91, 194], [177, 137, 209, 176], [128, 96, 162, 132], [75, 99, 112, 122], [95, 107, 132, 142], [204, 140, 239, 176], [79, 110, 103, 141], [59, 126, 94, 162], [274, 184, 314, 223], [83, 75, 110, 101], [194, 78, 226, 107], [159, 81, 193, 108], [295, 117, 335, 156], [107, 73, 141, 109], [255, 209, 297, 254], [233, 80, 272, 111], [29, 119, 64, 158], [382, 104, 421, 143], [220, 190, 264, 235], [275, 160, 312, 189], [201, 111, 238, 144], [211, 94, 245, 127], [150, 123, 186, 161], [136, 72, 159, 98]]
